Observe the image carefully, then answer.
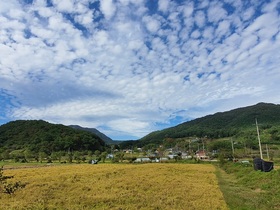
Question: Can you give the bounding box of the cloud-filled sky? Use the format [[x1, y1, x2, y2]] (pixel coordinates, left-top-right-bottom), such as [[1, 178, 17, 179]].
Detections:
[[0, 0, 280, 140]]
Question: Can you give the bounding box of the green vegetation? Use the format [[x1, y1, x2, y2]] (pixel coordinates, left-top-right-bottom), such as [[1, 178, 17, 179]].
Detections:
[[0, 120, 108, 162], [2, 103, 280, 165], [120, 103, 280, 152], [216, 162, 280, 209], [69, 125, 122, 145]]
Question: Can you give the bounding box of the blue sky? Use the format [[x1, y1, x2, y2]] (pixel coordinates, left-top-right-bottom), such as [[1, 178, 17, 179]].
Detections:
[[0, 0, 280, 140]]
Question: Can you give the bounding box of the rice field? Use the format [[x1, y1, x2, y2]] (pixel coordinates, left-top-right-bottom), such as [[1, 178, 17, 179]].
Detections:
[[0, 163, 228, 210]]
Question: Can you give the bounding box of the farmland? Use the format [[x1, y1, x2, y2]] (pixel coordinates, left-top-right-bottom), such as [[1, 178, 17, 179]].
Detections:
[[0, 163, 228, 210]]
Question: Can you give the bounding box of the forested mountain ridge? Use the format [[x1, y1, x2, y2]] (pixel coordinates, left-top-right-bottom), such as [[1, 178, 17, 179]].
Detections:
[[0, 120, 107, 155], [1, 103, 280, 154], [69, 125, 117, 144], [135, 102, 280, 147]]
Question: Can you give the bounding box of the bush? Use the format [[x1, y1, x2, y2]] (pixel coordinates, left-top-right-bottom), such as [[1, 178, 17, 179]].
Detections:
[[218, 153, 226, 166]]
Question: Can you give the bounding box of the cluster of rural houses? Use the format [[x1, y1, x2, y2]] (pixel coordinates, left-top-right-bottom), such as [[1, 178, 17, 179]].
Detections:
[[107, 146, 210, 163]]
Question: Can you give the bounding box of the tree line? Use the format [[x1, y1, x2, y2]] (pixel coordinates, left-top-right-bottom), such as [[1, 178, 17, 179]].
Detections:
[[0, 120, 108, 161]]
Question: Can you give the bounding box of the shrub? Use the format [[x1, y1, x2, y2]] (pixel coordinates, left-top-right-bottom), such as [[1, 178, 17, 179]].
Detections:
[[218, 153, 226, 166]]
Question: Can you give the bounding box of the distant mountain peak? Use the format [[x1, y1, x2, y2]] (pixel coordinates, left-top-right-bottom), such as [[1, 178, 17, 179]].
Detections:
[[69, 125, 117, 144]]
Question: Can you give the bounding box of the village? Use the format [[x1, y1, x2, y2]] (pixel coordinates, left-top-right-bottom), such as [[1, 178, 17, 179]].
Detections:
[[106, 142, 211, 164]]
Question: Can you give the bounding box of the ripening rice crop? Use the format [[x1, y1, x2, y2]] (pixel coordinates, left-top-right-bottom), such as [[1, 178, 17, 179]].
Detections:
[[0, 163, 228, 210]]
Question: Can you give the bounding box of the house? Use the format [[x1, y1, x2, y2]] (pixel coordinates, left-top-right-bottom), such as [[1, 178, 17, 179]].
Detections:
[[107, 154, 114, 159], [159, 157, 169, 162], [167, 154, 176, 159], [134, 157, 151, 163], [196, 150, 208, 159], [123, 149, 133, 154]]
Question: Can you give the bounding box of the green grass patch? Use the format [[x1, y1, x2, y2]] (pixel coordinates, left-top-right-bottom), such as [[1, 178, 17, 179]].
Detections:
[[216, 162, 280, 210]]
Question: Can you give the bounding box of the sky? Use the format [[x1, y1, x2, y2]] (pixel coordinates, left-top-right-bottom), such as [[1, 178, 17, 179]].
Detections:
[[0, 0, 280, 140]]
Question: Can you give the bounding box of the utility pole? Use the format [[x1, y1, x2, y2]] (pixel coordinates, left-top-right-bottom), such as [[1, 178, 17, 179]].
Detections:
[[231, 138, 235, 159], [202, 140, 205, 151], [266, 144, 270, 160], [255, 118, 263, 159]]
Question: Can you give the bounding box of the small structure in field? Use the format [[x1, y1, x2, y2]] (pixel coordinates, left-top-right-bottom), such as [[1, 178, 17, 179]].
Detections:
[[196, 150, 208, 160], [253, 157, 273, 172], [91, 159, 98, 164], [134, 157, 151, 163]]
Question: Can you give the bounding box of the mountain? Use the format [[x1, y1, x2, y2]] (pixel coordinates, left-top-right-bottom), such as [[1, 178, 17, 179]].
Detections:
[[69, 125, 122, 144], [121, 102, 280, 148], [0, 120, 107, 154]]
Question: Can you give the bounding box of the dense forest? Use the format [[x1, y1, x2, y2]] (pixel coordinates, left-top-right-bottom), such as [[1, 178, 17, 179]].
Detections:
[[0, 120, 107, 157], [69, 125, 122, 145], [120, 103, 280, 149]]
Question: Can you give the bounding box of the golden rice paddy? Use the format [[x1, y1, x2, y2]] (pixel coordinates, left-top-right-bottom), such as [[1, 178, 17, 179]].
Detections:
[[0, 163, 228, 210]]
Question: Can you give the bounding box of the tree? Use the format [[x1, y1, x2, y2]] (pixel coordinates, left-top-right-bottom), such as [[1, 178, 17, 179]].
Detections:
[[115, 152, 125, 162], [0, 120, 108, 155], [73, 151, 82, 163], [100, 152, 108, 163], [208, 141, 232, 152], [0, 151, 10, 161], [10, 150, 25, 162], [52, 151, 65, 162], [218, 153, 226, 166], [24, 149, 34, 162], [38, 151, 47, 163], [94, 150, 101, 159], [67, 150, 73, 163], [87, 150, 93, 161]]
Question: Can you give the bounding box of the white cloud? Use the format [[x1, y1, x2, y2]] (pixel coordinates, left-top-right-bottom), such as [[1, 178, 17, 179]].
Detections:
[[52, 0, 74, 13], [100, 0, 116, 20], [207, 4, 228, 23], [216, 20, 230, 37], [242, 7, 255, 21], [191, 30, 201, 39], [195, 10, 206, 28], [0, 0, 280, 139], [202, 26, 214, 40], [94, 30, 110, 46], [158, 0, 169, 13], [75, 11, 93, 25], [0, 1, 20, 14], [183, 2, 194, 18], [107, 119, 150, 137], [262, 0, 280, 13], [239, 34, 258, 51], [143, 16, 161, 33]]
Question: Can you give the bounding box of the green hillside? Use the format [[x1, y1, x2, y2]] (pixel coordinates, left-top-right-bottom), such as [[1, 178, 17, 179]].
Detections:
[[69, 125, 113, 144], [0, 120, 107, 155], [120, 103, 280, 148], [69, 125, 122, 145]]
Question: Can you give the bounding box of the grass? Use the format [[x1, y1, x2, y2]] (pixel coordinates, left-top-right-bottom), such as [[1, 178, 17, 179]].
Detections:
[[0, 163, 228, 210], [216, 167, 262, 210], [0, 161, 60, 168], [216, 162, 280, 210]]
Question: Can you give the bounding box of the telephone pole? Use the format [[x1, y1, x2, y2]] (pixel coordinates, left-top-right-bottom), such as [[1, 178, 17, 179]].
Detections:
[[255, 118, 263, 159], [231, 138, 235, 159]]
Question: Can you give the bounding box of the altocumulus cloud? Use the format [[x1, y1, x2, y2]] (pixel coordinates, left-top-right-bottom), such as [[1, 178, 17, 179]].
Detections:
[[0, 0, 280, 140]]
